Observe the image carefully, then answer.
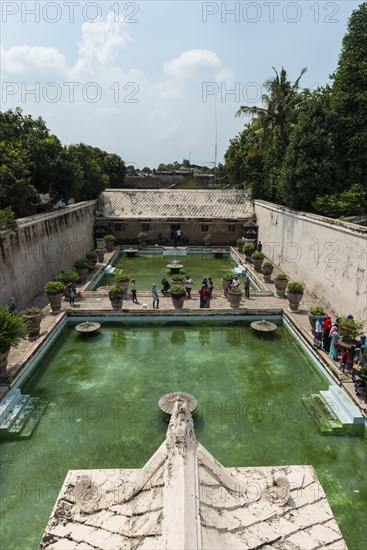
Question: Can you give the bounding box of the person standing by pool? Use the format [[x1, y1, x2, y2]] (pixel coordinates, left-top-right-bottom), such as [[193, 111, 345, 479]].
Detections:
[[244, 276, 250, 298], [329, 326, 340, 360], [151, 284, 159, 309], [198, 284, 208, 308], [207, 277, 214, 300], [161, 278, 170, 296], [185, 275, 193, 298], [314, 316, 323, 349], [131, 279, 138, 304], [322, 315, 332, 352], [67, 283, 77, 306]]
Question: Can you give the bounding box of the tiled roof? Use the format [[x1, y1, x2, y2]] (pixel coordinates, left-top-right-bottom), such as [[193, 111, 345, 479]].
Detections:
[[97, 189, 254, 219], [39, 394, 347, 550]]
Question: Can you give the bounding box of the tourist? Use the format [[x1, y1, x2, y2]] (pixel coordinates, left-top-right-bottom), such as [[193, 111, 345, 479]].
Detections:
[[340, 350, 348, 372], [67, 283, 77, 306], [329, 327, 340, 360], [202, 277, 208, 288], [198, 284, 207, 308], [151, 284, 159, 309], [176, 228, 182, 242], [185, 275, 193, 298], [244, 277, 250, 298], [322, 315, 332, 352], [257, 241, 262, 253], [314, 316, 323, 349], [232, 276, 240, 287], [207, 277, 214, 300], [8, 297, 18, 313], [161, 278, 170, 296], [131, 279, 138, 304]]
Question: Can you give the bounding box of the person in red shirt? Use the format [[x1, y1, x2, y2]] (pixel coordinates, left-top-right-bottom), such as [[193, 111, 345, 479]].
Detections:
[[340, 350, 348, 372]]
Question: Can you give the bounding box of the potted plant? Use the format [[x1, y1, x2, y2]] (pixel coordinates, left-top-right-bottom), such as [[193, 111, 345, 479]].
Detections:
[[43, 281, 65, 312], [236, 237, 244, 252], [244, 244, 255, 262], [55, 270, 79, 298], [274, 273, 289, 298], [0, 305, 27, 376], [95, 245, 106, 263], [203, 233, 212, 246], [104, 234, 116, 252], [251, 251, 265, 272], [221, 271, 234, 297], [338, 318, 364, 345], [286, 282, 305, 311], [138, 232, 148, 247], [74, 259, 91, 283], [308, 305, 325, 331], [86, 251, 98, 269], [170, 284, 186, 309], [115, 272, 130, 296], [171, 273, 185, 285], [108, 285, 125, 311], [22, 307, 42, 338], [227, 285, 243, 309], [261, 261, 274, 282]]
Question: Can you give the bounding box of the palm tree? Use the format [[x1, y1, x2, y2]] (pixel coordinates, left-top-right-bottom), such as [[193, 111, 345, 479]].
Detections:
[[236, 67, 307, 150]]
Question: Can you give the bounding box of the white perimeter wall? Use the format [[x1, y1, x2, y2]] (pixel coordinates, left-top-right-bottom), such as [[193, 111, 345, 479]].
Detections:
[[0, 202, 96, 308], [254, 200, 367, 321]]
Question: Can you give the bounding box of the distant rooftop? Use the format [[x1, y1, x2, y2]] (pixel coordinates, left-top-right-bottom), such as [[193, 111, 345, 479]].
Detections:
[[97, 189, 253, 219]]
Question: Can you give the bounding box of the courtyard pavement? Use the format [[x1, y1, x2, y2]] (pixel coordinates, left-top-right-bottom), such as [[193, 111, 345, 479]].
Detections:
[[2, 249, 366, 416]]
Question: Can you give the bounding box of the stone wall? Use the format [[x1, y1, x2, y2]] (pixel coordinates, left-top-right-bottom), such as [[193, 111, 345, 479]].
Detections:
[[254, 200, 367, 320], [0, 202, 96, 308]]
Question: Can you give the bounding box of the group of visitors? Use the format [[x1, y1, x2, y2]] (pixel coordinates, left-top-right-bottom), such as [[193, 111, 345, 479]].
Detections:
[[198, 277, 214, 308]]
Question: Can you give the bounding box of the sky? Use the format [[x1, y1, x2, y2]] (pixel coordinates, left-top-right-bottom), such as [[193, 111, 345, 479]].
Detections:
[[0, 0, 362, 168]]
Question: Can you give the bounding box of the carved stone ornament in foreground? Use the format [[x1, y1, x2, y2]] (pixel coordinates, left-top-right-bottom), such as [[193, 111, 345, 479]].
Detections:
[[159, 392, 197, 448], [74, 475, 100, 513], [264, 474, 290, 506]]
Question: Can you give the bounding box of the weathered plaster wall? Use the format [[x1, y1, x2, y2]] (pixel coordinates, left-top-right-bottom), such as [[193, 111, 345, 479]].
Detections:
[[0, 202, 96, 308], [254, 200, 367, 320]]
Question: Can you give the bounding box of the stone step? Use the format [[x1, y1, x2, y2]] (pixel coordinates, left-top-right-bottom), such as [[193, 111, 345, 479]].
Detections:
[[0, 388, 21, 424], [9, 399, 48, 439], [0, 395, 30, 430], [328, 385, 364, 424], [302, 395, 343, 433]]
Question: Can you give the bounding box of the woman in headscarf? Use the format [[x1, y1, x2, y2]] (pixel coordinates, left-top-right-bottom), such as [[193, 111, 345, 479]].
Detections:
[[322, 315, 332, 353], [151, 284, 159, 309], [314, 316, 323, 349], [329, 325, 340, 360]]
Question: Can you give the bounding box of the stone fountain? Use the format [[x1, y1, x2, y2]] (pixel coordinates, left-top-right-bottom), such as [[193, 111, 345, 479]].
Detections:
[[167, 260, 183, 274]]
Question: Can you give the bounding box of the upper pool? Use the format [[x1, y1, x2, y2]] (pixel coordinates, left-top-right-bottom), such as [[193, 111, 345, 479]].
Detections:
[[0, 317, 365, 549], [88, 248, 260, 291]]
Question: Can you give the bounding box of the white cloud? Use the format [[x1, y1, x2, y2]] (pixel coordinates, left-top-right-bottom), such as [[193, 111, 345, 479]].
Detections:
[[164, 49, 222, 80], [1, 45, 67, 75]]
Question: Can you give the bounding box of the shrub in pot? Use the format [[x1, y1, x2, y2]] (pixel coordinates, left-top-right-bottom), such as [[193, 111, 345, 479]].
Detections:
[[251, 251, 265, 272], [221, 271, 235, 297], [171, 273, 185, 285], [338, 318, 364, 344], [170, 284, 186, 309], [115, 272, 130, 296], [108, 285, 124, 310], [261, 261, 274, 282], [244, 244, 255, 262], [138, 232, 147, 246], [227, 285, 243, 309], [86, 251, 98, 269], [74, 259, 91, 283], [203, 233, 212, 246], [43, 281, 65, 312], [55, 270, 79, 297], [95, 245, 106, 263], [274, 273, 289, 298], [236, 237, 244, 252], [308, 305, 325, 331], [0, 305, 27, 376], [104, 234, 116, 251], [22, 307, 42, 338], [286, 282, 304, 311]]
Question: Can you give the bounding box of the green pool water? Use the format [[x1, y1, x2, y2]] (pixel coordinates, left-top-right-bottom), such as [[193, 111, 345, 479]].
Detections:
[[0, 319, 366, 549], [90, 251, 256, 291]]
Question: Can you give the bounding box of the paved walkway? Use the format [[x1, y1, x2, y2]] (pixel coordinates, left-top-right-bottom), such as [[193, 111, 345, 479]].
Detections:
[[2, 250, 366, 415]]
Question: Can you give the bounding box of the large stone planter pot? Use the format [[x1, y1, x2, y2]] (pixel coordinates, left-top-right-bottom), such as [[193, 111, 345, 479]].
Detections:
[[96, 249, 105, 263], [105, 241, 114, 252], [88, 259, 98, 270], [109, 297, 123, 310], [221, 279, 231, 298], [171, 292, 186, 309], [116, 280, 129, 297], [253, 258, 264, 272], [24, 313, 42, 338], [76, 268, 89, 284], [228, 291, 243, 309], [274, 279, 288, 298], [47, 293, 63, 312], [0, 349, 10, 377], [261, 267, 274, 283], [287, 293, 303, 311]]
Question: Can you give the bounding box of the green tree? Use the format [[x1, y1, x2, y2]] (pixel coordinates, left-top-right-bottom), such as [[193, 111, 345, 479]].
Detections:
[[312, 184, 367, 218], [103, 153, 126, 188], [331, 2, 367, 188], [224, 124, 263, 191], [68, 143, 110, 201]]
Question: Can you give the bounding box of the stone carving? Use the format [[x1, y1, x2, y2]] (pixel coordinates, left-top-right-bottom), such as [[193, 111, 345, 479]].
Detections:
[[160, 393, 197, 449], [264, 474, 290, 506], [74, 475, 101, 513]]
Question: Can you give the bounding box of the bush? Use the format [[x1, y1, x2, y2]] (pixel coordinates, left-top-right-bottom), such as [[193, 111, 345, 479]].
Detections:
[[96, 245, 105, 250], [115, 272, 130, 282], [309, 305, 325, 316], [276, 273, 288, 280], [252, 252, 265, 260], [236, 237, 244, 244], [244, 244, 255, 254], [74, 259, 91, 269], [171, 273, 185, 282], [287, 282, 304, 294], [262, 261, 273, 269], [55, 270, 79, 284], [23, 307, 42, 316], [108, 285, 125, 298], [0, 305, 27, 353], [339, 318, 365, 341], [221, 271, 235, 282], [0, 207, 18, 231], [43, 282, 65, 295], [170, 285, 186, 294], [228, 286, 242, 294], [104, 234, 115, 242], [86, 251, 97, 260], [138, 232, 147, 241]]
